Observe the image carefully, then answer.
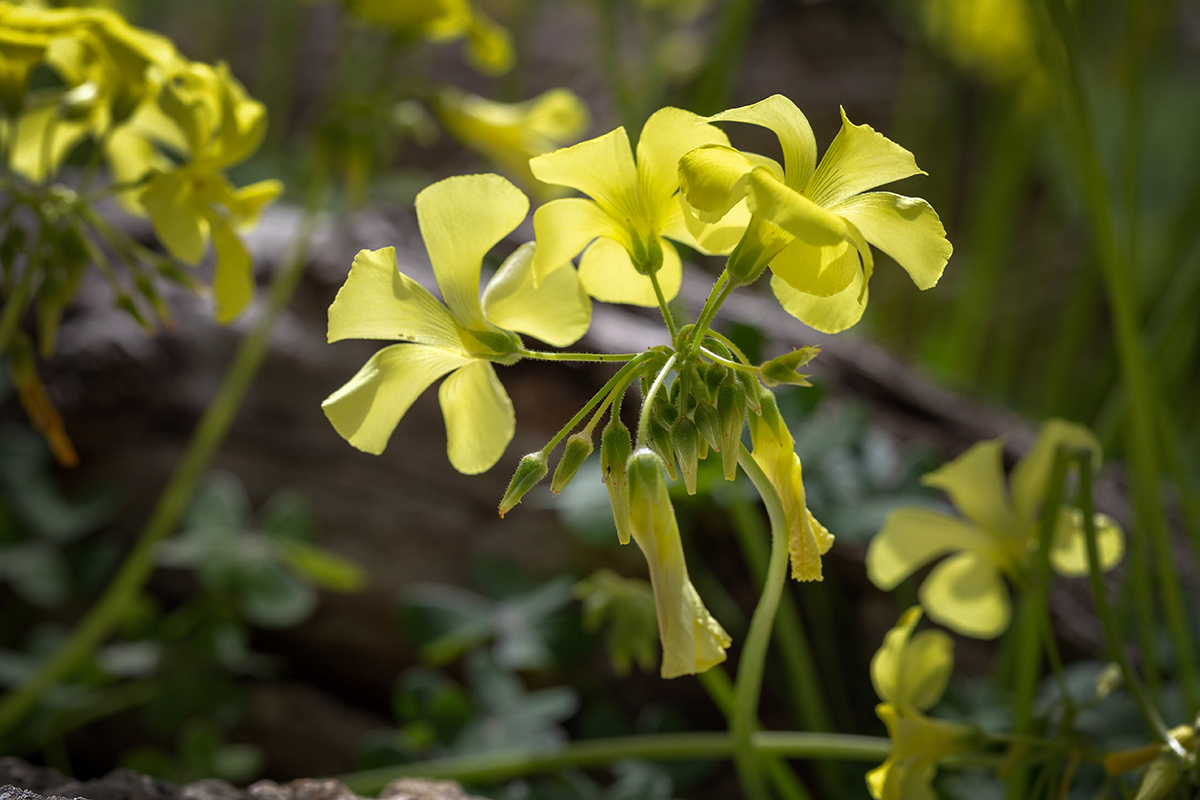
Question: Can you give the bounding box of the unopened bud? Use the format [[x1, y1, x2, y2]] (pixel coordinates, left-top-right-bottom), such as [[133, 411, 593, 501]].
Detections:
[[693, 400, 722, 452], [1133, 753, 1181, 800], [704, 362, 727, 398], [760, 347, 818, 387], [717, 377, 747, 480], [735, 371, 762, 414], [647, 414, 677, 482], [551, 431, 593, 494], [672, 417, 701, 495], [498, 452, 548, 517], [601, 419, 634, 545], [626, 448, 667, 503]]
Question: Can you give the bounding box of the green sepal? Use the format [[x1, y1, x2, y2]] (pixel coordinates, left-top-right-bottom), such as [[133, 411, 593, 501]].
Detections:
[[601, 418, 634, 545], [647, 414, 676, 482], [551, 431, 594, 494], [757, 386, 785, 440], [735, 371, 762, 414], [717, 377, 746, 480], [672, 416, 701, 495], [759, 346, 819, 387], [703, 362, 727, 398], [693, 400, 722, 453], [498, 452, 549, 517]]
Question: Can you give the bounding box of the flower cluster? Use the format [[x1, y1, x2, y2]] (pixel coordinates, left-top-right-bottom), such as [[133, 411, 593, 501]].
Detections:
[[324, 96, 950, 676], [867, 419, 1125, 638]]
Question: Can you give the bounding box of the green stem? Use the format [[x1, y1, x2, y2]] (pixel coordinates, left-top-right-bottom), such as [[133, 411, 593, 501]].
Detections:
[[338, 731, 893, 795], [648, 270, 678, 343], [699, 347, 759, 375], [540, 355, 649, 455], [518, 349, 641, 363], [732, 443, 791, 800], [1075, 452, 1183, 758], [699, 667, 813, 800], [1040, 0, 1199, 713], [0, 222, 42, 357], [688, 271, 732, 358], [0, 211, 316, 737], [1007, 447, 1071, 800], [635, 353, 677, 448]]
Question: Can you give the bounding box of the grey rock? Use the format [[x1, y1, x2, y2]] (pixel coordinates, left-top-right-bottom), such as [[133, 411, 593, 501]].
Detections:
[[379, 778, 482, 800]]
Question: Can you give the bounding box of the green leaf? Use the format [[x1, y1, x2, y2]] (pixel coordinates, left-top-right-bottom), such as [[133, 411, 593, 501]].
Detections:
[[236, 559, 318, 628], [275, 538, 366, 593]]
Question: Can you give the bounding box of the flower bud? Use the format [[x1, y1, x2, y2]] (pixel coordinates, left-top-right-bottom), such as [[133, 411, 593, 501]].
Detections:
[[756, 386, 786, 441], [672, 417, 701, 495], [498, 452, 548, 517], [601, 419, 634, 545], [704, 362, 727, 398], [717, 377, 746, 480], [680, 363, 707, 409], [551, 431, 593, 494], [647, 413, 677, 482], [1133, 753, 1181, 800], [760, 346, 819, 387], [693, 400, 723, 453], [735, 370, 762, 414]]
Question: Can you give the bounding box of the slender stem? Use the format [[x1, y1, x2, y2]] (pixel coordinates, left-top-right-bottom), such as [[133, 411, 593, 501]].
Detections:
[[648, 270, 678, 343], [699, 347, 760, 375], [0, 210, 317, 738], [540, 355, 649, 455], [635, 353, 677, 448], [688, 271, 732, 358], [517, 349, 641, 363], [1075, 451, 1184, 758], [0, 222, 43, 357], [338, 731, 894, 795], [1007, 447, 1071, 800], [705, 329, 752, 365], [732, 443, 791, 800]]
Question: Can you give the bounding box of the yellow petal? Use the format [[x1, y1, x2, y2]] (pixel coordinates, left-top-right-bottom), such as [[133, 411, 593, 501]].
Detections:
[[921, 439, 1022, 538], [1050, 508, 1124, 576], [530, 126, 640, 222], [805, 107, 925, 208], [531, 197, 627, 284], [463, 10, 513, 76], [626, 450, 731, 678], [416, 174, 529, 328], [920, 551, 1011, 639], [1010, 418, 1102, 523], [524, 88, 590, 141], [867, 508, 989, 591], [482, 242, 592, 347], [745, 167, 848, 246], [578, 236, 681, 307], [870, 607, 954, 712], [670, 193, 753, 256], [141, 170, 208, 264], [210, 220, 253, 323], [832, 192, 952, 290], [439, 360, 514, 474], [327, 247, 462, 349], [677, 143, 755, 224], [769, 236, 859, 298], [637, 107, 730, 216], [770, 269, 867, 334], [9, 106, 88, 183], [227, 179, 283, 228], [322, 343, 469, 455], [705, 94, 818, 190]]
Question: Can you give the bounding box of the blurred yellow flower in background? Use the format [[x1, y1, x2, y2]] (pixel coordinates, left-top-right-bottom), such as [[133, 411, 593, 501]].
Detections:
[[345, 0, 513, 75], [867, 420, 1125, 639]]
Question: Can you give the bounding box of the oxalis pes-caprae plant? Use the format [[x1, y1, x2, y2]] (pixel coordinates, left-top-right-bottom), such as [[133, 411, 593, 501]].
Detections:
[[321, 96, 1192, 800]]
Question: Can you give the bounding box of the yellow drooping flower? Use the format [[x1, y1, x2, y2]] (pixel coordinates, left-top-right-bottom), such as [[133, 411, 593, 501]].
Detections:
[[435, 87, 589, 200], [867, 608, 977, 800], [678, 95, 952, 333], [748, 387, 833, 581], [529, 107, 749, 307], [867, 420, 1125, 639], [625, 448, 731, 678], [345, 0, 512, 76], [323, 173, 592, 474]]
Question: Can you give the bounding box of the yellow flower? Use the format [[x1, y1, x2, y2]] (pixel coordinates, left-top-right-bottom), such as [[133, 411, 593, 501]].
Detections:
[[434, 87, 589, 200], [322, 173, 592, 474], [867, 608, 977, 800], [678, 95, 952, 333], [138, 61, 283, 322], [626, 448, 731, 678], [345, 0, 512, 76], [529, 106, 750, 307], [920, 0, 1038, 87], [867, 420, 1125, 639], [747, 389, 833, 581]]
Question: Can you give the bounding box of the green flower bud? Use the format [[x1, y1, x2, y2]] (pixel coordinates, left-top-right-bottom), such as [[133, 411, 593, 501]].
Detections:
[[704, 362, 727, 399], [679, 363, 707, 409], [1134, 753, 1181, 800], [647, 414, 677, 482], [626, 447, 667, 502], [693, 400, 723, 453], [498, 452, 548, 517], [551, 431, 594, 494], [672, 416, 701, 495], [756, 386, 786, 441], [601, 419, 634, 545], [760, 346, 819, 387], [735, 370, 762, 414], [717, 377, 746, 480]]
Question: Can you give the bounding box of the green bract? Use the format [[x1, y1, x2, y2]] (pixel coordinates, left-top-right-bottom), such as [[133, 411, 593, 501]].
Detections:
[[867, 420, 1125, 639], [678, 95, 952, 333], [529, 107, 748, 307], [322, 173, 592, 474]]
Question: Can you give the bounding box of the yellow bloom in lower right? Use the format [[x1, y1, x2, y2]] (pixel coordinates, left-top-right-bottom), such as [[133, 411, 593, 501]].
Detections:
[[867, 419, 1124, 639], [867, 608, 977, 800]]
